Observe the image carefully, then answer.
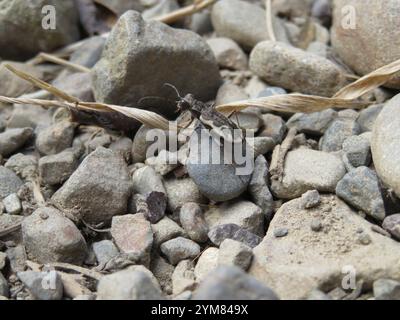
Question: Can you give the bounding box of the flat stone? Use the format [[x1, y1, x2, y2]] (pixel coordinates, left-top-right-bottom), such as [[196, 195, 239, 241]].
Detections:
[[218, 239, 253, 271], [179, 202, 208, 243], [271, 148, 346, 199], [207, 37, 248, 71], [0, 166, 23, 199], [97, 268, 164, 300], [336, 167, 385, 221], [320, 118, 361, 152], [22, 207, 87, 265], [36, 121, 76, 156], [17, 270, 63, 300], [52, 147, 132, 224], [286, 109, 337, 136], [204, 200, 264, 236], [194, 247, 219, 282], [249, 195, 400, 299], [208, 224, 262, 248], [160, 237, 200, 265], [39, 150, 78, 186], [0, 128, 33, 158], [111, 213, 153, 264], [151, 216, 186, 248], [164, 177, 207, 212], [2, 193, 21, 215], [250, 41, 346, 97], [193, 266, 279, 300]]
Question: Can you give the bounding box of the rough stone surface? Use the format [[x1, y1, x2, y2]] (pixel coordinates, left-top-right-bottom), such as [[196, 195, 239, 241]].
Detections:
[[208, 224, 262, 248], [160, 237, 200, 265], [194, 247, 219, 282], [151, 217, 186, 248], [260, 114, 287, 144], [373, 279, 400, 300], [331, 0, 400, 89], [172, 260, 196, 295], [92, 240, 119, 267], [0, 128, 33, 157], [17, 271, 63, 300], [248, 155, 274, 220], [0, 0, 80, 60], [286, 109, 337, 136], [207, 37, 248, 70], [92, 11, 221, 113], [0, 166, 23, 199], [179, 202, 208, 243], [320, 118, 361, 152], [150, 255, 174, 295], [193, 266, 279, 300], [186, 124, 252, 202], [5, 153, 38, 181], [371, 94, 400, 198], [3, 193, 21, 215], [132, 165, 166, 195], [36, 121, 76, 156], [111, 213, 153, 264], [250, 41, 346, 96], [0, 273, 9, 298], [301, 190, 321, 209], [357, 104, 383, 133], [52, 147, 132, 224], [204, 200, 264, 236], [342, 135, 371, 168], [382, 214, 400, 241], [271, 148, 346, 199], [218, 239, 253, 271], [22, 207, 87, 265], [336, 167, 385, 221], [211, 0, 289, 50], [249, 195, 400, 299], [39, 150, 78, 186], [164, 177, 207, 212], [97, 268, 164, 300]]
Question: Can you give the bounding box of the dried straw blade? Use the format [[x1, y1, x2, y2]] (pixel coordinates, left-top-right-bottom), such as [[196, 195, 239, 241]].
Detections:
[[3, 64, 172, 130], [217, 57, 400, 114]]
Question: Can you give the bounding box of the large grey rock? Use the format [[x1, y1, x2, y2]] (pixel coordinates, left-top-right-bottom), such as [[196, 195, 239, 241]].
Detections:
[[211, 0, 289, 51], [271, 148, 346, 199], [331, 0, 400, 89], [372, 94, 400, 198], [22, 207, 87, 265], [52, 147, 132, 224], [250, 41, 346, 97], [0, 128, 33, 157], [0, 0, 80, 60], [204, 200, 264, 236], [186, 124, 252, 202], [336, 167, 385, 221], [0, 166, 23, 199], [193, 266, 279, 300], [92, 11, 221, 113], [17, 270, 63, 300], [249, 195, 400, 299], [97, 268, 164, 300]]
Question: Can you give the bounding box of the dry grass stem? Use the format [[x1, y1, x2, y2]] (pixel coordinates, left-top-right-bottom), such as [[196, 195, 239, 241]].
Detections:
[[266, 0, 276, 42]]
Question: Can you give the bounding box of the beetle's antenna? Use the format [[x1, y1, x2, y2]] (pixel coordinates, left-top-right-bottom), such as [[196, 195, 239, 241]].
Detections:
[[163, 83, 182, 99]]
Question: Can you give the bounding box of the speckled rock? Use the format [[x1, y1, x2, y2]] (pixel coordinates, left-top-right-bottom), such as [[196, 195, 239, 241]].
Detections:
[[160, 237, 200, 265], [249, 195, 400, 299], [286, 109, 337, 136], [0, 128, 33, 157], [0, 166, 23, 199], [36, 121, 76, 156], [218, 239, 253, 271], [320, 118, 361, 152], [207, 37, 248, 70], [39, 150, 78, 186], [179, 202, 208, 243], [194, 247, 219, 282]]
